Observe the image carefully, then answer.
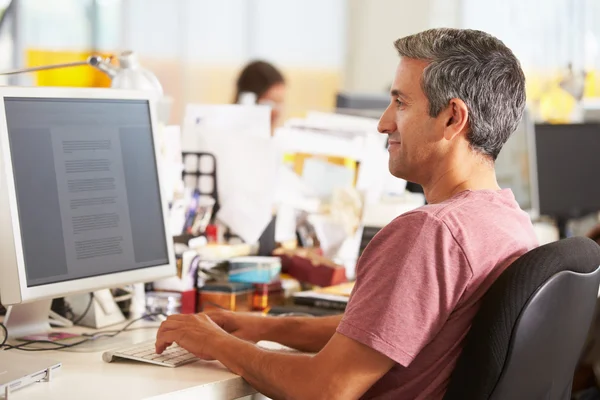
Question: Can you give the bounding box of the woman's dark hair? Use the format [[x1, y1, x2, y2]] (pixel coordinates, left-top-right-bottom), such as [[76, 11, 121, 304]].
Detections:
[[234, 61, 285, 103]]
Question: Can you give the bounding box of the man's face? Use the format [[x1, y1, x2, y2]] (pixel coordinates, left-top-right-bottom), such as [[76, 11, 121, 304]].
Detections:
[[378, 58, 447, 182]]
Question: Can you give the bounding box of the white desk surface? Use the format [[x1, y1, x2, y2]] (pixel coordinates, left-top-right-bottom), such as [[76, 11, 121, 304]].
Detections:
[[2, 320, 257, 400]]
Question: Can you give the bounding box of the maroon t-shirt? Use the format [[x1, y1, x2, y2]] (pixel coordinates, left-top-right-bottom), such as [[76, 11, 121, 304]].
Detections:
[[338, 189, 538, 399]]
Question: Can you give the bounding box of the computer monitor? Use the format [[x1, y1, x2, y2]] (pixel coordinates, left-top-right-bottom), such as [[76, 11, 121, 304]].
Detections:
[[0, 87, 176, 338], [533, 123, 600, 225], [494, 109, 539, 218], [335, 92, 389, 119]]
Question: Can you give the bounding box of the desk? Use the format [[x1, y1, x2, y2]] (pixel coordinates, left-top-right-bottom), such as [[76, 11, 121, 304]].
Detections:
[[2, 319, 257, 400]]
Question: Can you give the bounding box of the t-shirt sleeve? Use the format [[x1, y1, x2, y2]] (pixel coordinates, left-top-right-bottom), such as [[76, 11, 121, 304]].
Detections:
[[337, 211, 473, 367]]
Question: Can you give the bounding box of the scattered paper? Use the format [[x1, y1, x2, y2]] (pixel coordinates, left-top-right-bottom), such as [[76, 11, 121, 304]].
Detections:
[[182, 104, 271, 152], [158, 125, 184, 203], [181, 105, 279, 245], [301, 157, 355, 200], [217, 195, 274, 245], [308, 214, 348, 258]]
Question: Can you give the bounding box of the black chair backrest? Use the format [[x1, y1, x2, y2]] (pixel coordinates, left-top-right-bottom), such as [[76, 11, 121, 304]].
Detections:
[[444, 236, 600, 400]]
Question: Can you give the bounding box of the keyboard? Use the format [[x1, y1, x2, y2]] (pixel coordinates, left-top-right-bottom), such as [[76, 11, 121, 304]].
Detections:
[[102, 340, 198, 367]]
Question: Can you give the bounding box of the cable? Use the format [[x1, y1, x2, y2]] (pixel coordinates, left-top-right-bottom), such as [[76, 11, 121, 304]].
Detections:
[[80, 325, 161, 337], [71, 293, 95, 325], [4, 313, 164, 352], [0, 322, 7, 349]]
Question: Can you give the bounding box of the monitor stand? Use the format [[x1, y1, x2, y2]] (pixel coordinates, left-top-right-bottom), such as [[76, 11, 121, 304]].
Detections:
[[4, 299, 54, 339], [65, 290, 127, 329], [3, 292, 134, 353]]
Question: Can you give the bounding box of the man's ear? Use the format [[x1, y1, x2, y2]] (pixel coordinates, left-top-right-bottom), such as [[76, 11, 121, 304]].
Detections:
[[443, 98, 469, 141]]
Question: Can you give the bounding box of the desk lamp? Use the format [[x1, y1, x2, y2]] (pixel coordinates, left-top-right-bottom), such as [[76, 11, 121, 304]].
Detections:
[[0, 51, 171, 124], [0, 51, 161, 92]]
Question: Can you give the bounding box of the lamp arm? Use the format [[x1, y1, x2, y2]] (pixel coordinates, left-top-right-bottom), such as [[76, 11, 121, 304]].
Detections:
[[0, 55, 112, 77], [0, 60, 89, 75]]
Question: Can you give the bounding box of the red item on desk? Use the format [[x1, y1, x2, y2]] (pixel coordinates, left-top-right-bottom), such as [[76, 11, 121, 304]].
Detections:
[[205, 224, 219, 243], [180, 289, 197, 314], [274, 249, 347, 287]]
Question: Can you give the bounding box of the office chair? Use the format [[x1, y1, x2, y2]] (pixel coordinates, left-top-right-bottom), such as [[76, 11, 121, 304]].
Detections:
[[444, 236, 600, 400]]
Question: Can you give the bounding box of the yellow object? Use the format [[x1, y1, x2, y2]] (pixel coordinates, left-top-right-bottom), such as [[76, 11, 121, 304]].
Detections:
[[26, 49, 112, 88], [538, 85, 577, 124], [283, 152, 358, 186], [584, 70, 600, 98], [316, 281, 355, 297]]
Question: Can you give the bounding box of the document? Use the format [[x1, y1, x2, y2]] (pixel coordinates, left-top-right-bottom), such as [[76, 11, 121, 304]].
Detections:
[[51, 127, 136, 276]]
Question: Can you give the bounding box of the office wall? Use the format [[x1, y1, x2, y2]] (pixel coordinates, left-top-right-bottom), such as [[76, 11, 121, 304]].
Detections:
[[343, 0, 459, 93]]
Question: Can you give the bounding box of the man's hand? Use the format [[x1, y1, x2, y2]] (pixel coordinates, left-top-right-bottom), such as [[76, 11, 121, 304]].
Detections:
[[155, 313, 226, 360], [204, 310, 265, 343]]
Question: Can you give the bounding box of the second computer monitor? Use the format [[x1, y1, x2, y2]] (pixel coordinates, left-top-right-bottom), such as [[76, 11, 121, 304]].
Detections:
[[534, 123, 600, 219]]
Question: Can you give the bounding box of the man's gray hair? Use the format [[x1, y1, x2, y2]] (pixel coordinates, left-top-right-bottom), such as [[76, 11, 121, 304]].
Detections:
[[395, 28, 526, 160]]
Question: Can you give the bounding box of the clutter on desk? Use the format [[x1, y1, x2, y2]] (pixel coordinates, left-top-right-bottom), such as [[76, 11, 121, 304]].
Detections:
[[192, 243, 257, 260], [252, 281, 286, 312], [291, 282, 355, 311], [150, 109, 428, 318], [181, 152, 219, 215], [181, 103, 279, 246], [152, 250, 201, 314], [228, 257, 282, 284], [274, 248, 348, 288], [198, 282, 254, 312], [145, 291, 182, 316]]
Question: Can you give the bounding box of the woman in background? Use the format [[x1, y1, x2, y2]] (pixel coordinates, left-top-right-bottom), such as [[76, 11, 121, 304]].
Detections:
[[234, 60, 286, 131]]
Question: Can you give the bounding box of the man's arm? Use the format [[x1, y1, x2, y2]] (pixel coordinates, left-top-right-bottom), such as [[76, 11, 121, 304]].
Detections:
[[207, 310, 342, 353], [260, 314, 342, 353], [155, 314, 394, 400]]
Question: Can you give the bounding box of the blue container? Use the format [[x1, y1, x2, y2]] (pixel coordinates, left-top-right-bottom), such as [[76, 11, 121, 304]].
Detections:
[[228, 257, 281, 284]]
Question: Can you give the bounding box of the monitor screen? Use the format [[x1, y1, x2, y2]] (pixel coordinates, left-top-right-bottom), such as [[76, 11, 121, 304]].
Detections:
[[494, 113, 534, 210], [336, 92, 389, 111], [5, 97, 169, 287], [534, 123, 600, 218]]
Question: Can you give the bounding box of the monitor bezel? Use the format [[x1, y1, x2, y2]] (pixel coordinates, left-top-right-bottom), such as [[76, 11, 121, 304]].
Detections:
[[522, 108, 540, 220], [0, 86, 176, 305]]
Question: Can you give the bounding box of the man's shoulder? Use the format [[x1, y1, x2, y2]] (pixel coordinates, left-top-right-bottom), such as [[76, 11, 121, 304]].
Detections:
[[375, 189, 534, 253], [383, 207, 448, 235], [382, 197, 464, 233], [398, 189, 528, 228], [367, 208, 456, 256]]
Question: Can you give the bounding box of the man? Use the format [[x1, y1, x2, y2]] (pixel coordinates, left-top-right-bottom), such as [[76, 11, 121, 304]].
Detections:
[[155, 28, 538, 399]]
